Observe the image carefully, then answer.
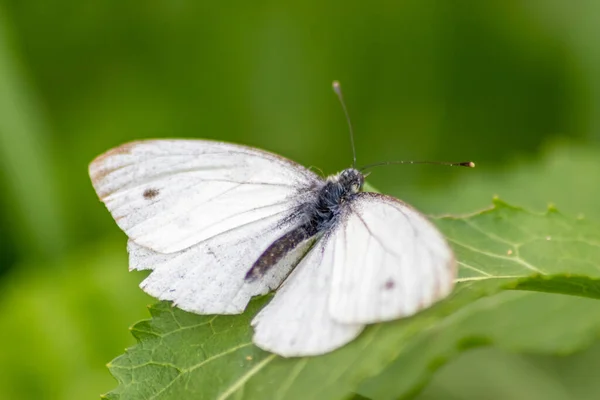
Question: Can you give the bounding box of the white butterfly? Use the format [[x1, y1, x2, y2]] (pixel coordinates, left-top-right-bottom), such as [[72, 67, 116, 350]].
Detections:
[[89, 84, 464, 357]]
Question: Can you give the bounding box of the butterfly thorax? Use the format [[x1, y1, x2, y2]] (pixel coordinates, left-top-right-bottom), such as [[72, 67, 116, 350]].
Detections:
[[309, 168, 364, 230]]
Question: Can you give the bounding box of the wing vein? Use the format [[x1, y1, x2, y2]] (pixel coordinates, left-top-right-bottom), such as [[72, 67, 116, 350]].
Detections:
[[353, 210, 403, 259]]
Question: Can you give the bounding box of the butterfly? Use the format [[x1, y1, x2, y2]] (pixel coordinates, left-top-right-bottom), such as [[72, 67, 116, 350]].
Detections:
[[89, 82, 471, 357]]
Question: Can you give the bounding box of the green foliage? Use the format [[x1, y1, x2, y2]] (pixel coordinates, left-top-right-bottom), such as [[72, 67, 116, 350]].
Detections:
[[414, 142, 600, 221], [105, 200, 600, 400], [0, 8, 66, 262], [2, 1, 600, 399], [404, 293, 600, 400], [0, 0, 590, 271], [0, 240, 150, 400]]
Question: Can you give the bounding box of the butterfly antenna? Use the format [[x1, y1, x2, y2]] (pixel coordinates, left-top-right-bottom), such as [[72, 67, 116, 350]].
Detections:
[[332, 81, 357, 169], [360, 160, 475, 172]]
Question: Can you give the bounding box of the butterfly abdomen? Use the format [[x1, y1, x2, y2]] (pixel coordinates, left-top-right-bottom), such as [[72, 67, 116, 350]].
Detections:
[[245, 226, 316, 281]]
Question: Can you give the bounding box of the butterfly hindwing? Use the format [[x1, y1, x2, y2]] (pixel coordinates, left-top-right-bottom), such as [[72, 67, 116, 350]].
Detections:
[[251, 235, 364, 357], [128, 220, 316, 314]]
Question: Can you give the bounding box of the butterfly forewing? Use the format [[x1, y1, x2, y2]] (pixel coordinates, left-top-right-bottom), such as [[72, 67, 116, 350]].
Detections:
[[89, 139, 320, 254]]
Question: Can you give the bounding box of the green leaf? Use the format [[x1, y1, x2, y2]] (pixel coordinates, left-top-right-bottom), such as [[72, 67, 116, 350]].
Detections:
[[106, 200, 600, 400], [373, 291, 600, 400]]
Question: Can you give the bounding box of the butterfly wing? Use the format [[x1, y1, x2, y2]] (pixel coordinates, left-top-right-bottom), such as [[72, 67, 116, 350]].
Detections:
[[251, 235, 364, 357], [90, 139, 322, 314], [328, 192, 456, 324], [128, 227, 315, 314], [251, 192, 454, 357], [89, 139, 320, 253]]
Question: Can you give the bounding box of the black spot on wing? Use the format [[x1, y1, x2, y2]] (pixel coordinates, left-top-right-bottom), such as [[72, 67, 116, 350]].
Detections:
[[143, 188, 160, 200]]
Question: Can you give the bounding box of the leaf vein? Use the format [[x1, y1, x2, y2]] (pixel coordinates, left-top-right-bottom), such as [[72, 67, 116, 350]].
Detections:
[[216, 354, 277, 400]]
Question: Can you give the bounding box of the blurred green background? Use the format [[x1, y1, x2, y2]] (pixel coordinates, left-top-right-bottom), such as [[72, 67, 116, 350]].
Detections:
[[1, 1, 600, 399]]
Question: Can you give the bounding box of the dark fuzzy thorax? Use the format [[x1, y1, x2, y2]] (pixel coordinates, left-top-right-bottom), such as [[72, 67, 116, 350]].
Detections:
[[245, 168, 364, 281]]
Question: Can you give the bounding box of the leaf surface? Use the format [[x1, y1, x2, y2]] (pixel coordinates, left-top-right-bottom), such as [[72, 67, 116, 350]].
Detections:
[[106, 199, 600, 400]]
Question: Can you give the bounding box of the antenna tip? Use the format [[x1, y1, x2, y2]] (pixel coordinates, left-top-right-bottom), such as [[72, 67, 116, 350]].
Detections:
[[332, 80, 341, 93], [463, 161, 475, 168]]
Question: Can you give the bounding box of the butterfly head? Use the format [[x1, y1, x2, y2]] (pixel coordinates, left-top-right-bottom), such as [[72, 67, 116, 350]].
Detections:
[[338, 168, 364, 194]]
